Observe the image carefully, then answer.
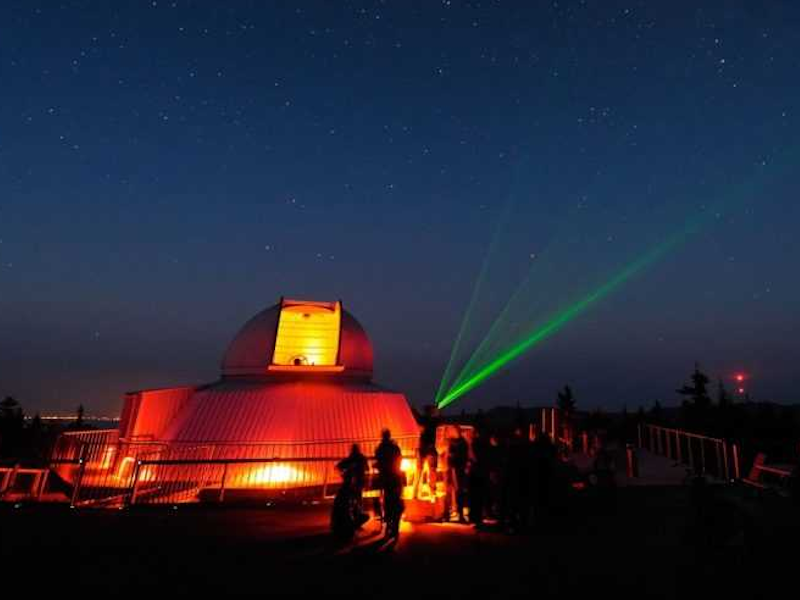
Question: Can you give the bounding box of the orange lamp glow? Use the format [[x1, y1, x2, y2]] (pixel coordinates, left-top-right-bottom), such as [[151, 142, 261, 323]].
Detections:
[[242, 463, 301, 487], [271, 300, 341, 368]]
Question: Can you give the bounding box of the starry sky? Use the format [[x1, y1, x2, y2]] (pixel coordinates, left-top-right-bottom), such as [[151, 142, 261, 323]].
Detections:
[[1, 1, 798, 416]]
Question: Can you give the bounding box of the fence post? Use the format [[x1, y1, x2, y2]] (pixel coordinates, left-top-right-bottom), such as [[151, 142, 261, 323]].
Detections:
[[1, 464, 20, 499], [542, 408, 548, 435], [626, 444, 639, 478], [321, 462, 330, 499], [699, 438, 706, 474], [732, 443, 741, 479], [715, 442, 723, 480], [37, 470, 50, 501], [637, 423, 642, 449], [70, 445, 88, 508], [687, 437, 694, 472], [722, 441, 730, 481], [219, 463, 229, 503], [675, 430, 682, 464], [129, 460, 142, 506]]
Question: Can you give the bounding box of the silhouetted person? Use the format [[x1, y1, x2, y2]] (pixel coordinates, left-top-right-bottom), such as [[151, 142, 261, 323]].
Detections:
[[532, 432, 557, 520], [444, 425, 469, 523], [343, 444, 368, 500], [331, 444, 369, 540], [375, 428, 404, 539], [487, 433, 502, 520], [469, 428, 490, 527], [414, 406, 439, 501], [791, 443, 800, 508], [503, 426, 532, 532], [590, 443, 617, 512]]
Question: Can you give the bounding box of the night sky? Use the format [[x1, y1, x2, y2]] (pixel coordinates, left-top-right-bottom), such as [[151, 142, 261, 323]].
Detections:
[[1, 1, 798, 415]]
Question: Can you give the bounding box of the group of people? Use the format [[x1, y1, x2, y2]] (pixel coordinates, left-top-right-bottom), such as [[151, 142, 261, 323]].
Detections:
[[331, 428, 405, 542], [428, 422, 570, 532], [331, 420, 581, 541]]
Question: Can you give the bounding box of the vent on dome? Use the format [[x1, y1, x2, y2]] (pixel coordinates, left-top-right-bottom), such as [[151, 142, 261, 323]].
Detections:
[[269, 299, 344, 372]]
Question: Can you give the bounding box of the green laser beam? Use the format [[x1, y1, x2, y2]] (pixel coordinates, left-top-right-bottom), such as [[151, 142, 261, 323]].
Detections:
[[437, 228, 692, 409], [438, 134, 651, 400], [447, 238, 566, 393], [433, 199, 514, 405], [438, 138, 795, 409]]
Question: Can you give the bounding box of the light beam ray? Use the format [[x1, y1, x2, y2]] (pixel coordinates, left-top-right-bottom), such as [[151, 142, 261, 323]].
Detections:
[[437, 228, 693, 408]]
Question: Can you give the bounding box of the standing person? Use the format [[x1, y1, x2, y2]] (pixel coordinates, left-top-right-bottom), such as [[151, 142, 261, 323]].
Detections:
[[503, 426, 532, 533], [414, 405, 440, 501], [331, 444, 369, 540], [468, 428, 490, 528], [375, 428, 404, 540], [444, 425, 469, 523], [532, 430, 556, 521], [487, 433, 503, 520]]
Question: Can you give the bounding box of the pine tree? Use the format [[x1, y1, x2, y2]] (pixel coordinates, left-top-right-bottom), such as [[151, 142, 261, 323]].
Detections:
[[650, 400, 663, 422], [677, 363, 712, 429], [717, 378, 731, 408], [676, 363, 711, 408], [0, 396, 24, 457], [557, 385, 576, 416]]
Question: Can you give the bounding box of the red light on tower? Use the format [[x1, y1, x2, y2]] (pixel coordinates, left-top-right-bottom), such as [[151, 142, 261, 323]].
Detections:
[[735, 373, 745, 383]]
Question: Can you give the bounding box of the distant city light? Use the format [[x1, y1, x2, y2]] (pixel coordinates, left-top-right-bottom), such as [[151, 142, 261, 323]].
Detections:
[[735, 373, 745, 383]]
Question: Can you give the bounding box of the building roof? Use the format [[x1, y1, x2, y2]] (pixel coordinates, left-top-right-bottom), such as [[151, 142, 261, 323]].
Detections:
[[221, 299, 373, 379], [160, 379, 418, 444]]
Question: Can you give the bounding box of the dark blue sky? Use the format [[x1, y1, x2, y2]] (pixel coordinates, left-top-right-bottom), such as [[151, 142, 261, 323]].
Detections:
[[1, 1, 798, 415]]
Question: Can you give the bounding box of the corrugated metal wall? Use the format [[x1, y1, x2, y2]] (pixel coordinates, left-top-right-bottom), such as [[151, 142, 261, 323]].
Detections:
[[161, 380, 419, 444]]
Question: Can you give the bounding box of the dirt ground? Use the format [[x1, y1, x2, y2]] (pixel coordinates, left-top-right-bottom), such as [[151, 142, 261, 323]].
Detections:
[[1, 485, 797, 598]]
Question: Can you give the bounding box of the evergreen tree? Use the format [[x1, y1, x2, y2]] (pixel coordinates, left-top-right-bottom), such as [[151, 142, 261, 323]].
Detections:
[[556, 385, 576, 416], [0, 395, 23, 421], [717, 378, 731, 408], [0, 396, 24, 457], [677, 363, 712, 430], [677, 363, 711, 408], [650, 400, 663, 423]]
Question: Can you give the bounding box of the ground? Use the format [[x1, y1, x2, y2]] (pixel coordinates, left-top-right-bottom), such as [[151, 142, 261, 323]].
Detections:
[[1, 486, 797, 598]]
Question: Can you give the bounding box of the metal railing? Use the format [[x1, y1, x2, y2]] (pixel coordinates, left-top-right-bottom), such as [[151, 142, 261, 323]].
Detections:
[[49, 429, 167, 506], [48, 431, 418, 507], [639, 423, 740, 481], [127, 436, 418, 506]]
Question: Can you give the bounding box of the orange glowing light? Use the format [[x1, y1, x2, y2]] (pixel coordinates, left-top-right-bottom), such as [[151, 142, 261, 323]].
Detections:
[[272, 300, 341, 368], [117, 456, 135, 479], [100, 445, 116, 469], [243, 463, 300, 487]]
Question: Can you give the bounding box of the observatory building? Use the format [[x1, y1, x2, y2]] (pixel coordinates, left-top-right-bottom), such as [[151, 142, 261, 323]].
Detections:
[[54, 299, 420, 504]]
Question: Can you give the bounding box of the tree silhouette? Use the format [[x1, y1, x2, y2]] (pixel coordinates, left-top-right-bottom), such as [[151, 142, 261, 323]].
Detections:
[[717, 379, 731, 408], [0, 396, 24, 457], [556, 385, 576, 416], [678, 363, 712, 430], [677, 363, 711, 408], [76, 404, 85, 428], [650, 400, 663, 424], [0, 396, 22, 420]]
